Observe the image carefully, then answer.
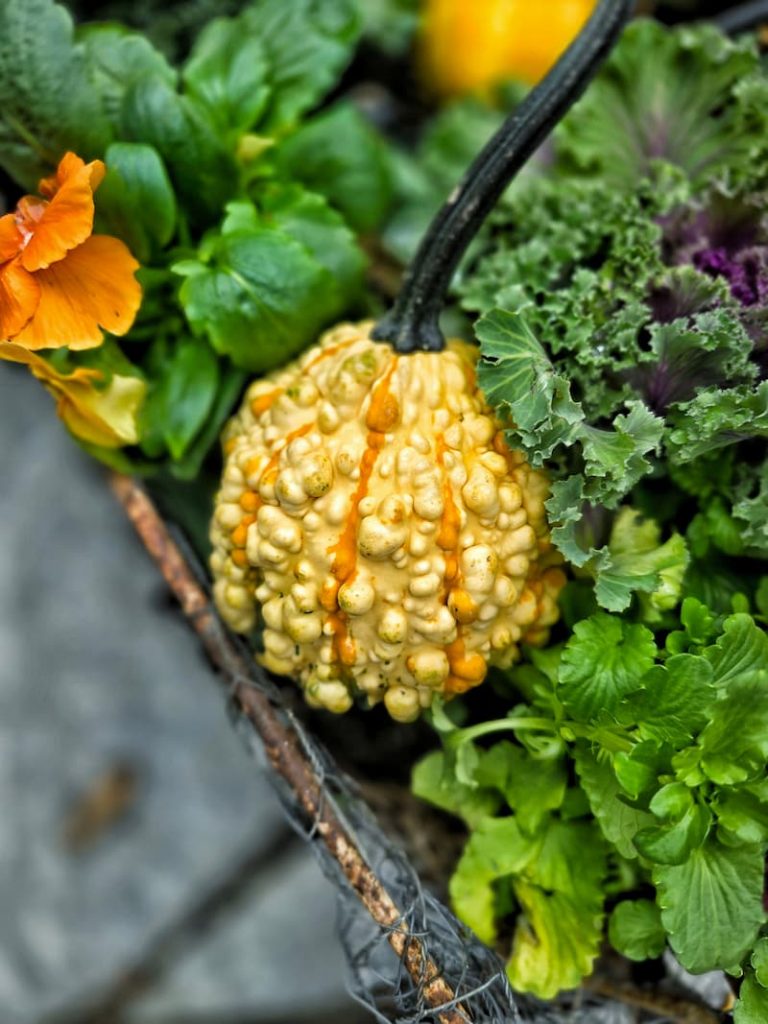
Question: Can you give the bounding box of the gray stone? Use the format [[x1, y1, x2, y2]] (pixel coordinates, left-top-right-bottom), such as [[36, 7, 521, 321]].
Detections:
[[0, 367, 355, 1021]]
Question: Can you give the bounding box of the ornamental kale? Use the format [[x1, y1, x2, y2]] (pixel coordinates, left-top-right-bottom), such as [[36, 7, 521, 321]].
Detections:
[[459, 21, 768, 611]]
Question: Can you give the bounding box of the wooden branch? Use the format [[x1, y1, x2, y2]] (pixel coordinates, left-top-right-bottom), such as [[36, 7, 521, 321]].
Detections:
[[583, 976, 724, 1024], [110, 473, 472, 1024]]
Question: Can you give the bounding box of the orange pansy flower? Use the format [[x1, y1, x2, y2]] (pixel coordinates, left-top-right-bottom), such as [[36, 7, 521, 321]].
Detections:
[[0, 152, 142, 350], [0, 341, 146, 448]]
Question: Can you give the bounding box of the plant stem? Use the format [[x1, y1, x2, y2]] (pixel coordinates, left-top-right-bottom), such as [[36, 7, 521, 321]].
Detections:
[[450, 716, 635, 755], [372, 0, 635, 354], [450, 717, 557, 746]]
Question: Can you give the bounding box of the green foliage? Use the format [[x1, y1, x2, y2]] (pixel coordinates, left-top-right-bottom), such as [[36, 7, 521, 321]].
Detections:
[[98, 142, 177, 262], [175, 190, 364, 372], [654, 841, 765, 972], [78, 23, 177, 130], [275, 102, 395, 233], [239, 0, 361, 131], [384, 96, 509, 262], [736, 974, 768, 1024], [608, 901, 666, 962], [417, 607, 768, 996], [558, 613, 655, 721], [353, 0, 419, 55], [139, 336, 220, 461], [0, 0, 112, 185], [182, 17, 271, 136], [0, 0, 389, 477]]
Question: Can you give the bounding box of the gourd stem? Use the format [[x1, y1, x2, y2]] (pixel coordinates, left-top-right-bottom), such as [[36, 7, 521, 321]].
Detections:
[[373, 0, 635, 354], [715, 0, 768, 34]]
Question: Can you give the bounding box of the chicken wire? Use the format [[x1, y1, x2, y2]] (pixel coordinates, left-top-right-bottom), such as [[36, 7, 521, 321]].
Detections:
[[229, 662, 676, 1024]]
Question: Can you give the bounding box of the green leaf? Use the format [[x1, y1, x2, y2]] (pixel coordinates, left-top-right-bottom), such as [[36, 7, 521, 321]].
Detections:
[[654, 840, 766, 972], [558, 612, 656, 722], [276, 102, 394, 233], [139, 337, 220, 462], [574, 744, 655, 859], [182, 16, 270, 135], [475, 742, 567, 835], [634, 803, 711, 865], [170, 363, 245, 481], [509, 883, 602, 999], [0, 0, 112, 186], [79, 23, 176, 131], [608, 900, 666, 961], [698, 671, 768, 784], [175, 227, 333, 372], [176, 190, 363, 371], [259, 186, 366, 301], [714, 789, 768, 846], [732, 459, 768, 558], [449, 817, 536, 945], [597, 508, 689, 616], [98, 142, 177, 262], [614, 741, 669, 801], [650, 782, 694, 822], [580, 403, 664, 504], [735, 975, 768, 1024], [411, 750, 500, 828], [624, 654, 715, 748], [667, 381, 768, 464], [122, 76, 238, 225], [476, 308, 583, 455], [241, 0, 360, 130], [752, 938, 768, 987], [506, 820, 607, 999], [706, 614, 768, 686], [666, 597, 718, 654]]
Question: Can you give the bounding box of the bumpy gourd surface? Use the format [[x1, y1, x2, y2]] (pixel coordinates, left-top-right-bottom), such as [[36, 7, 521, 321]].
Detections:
[[211, 323, 565, 722]]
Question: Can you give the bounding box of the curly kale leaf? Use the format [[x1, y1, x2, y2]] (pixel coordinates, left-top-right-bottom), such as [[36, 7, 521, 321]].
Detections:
[[557, 19, 768, 190]]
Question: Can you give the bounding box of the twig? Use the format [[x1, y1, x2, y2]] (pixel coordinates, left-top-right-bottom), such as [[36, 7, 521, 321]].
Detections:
[[42, 825, 300, 1024], [584, 975, 723, 1023], [109, 473, 471, 1024]]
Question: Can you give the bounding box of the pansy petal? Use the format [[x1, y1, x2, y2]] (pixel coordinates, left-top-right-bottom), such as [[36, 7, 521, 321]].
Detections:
[[57, 372, 146, 447], [20, 157, 106, 272], [0, 341, 145, 447], [38, 153, 105, 199], [0, 214, 22, 261], [0, 339, 38, 367], [0, 260, 40, 339], [12, 235, 142, 350]]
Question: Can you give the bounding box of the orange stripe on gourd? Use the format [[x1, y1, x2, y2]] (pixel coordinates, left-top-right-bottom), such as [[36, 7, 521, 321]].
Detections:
[[435, 435, 486, 696], [322, 359, 400, 669]]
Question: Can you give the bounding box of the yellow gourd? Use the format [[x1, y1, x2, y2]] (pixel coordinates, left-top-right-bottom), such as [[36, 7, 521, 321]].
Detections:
[[211, 323, 564, 722], [419, 0, 597, 97]]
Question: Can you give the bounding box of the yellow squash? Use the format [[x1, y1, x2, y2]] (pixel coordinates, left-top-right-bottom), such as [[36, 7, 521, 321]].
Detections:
[[419, 0, 597, 96]]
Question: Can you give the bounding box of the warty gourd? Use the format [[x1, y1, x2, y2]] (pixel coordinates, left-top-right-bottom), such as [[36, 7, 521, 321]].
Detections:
[[211, 322, 565, 721]]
